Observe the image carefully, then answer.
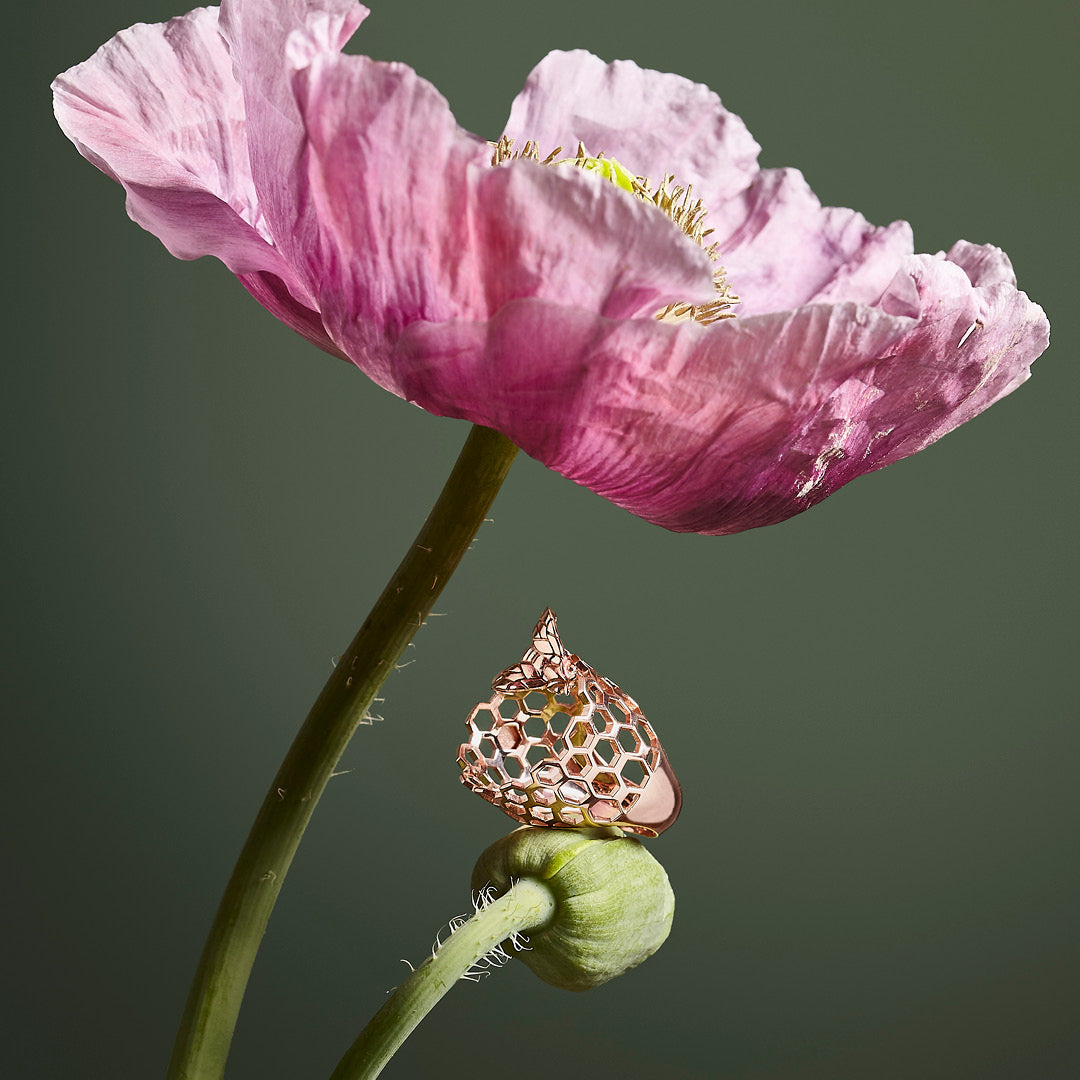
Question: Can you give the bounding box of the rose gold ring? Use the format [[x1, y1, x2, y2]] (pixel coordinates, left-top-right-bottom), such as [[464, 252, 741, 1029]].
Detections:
[[458, 609, 681, 838]]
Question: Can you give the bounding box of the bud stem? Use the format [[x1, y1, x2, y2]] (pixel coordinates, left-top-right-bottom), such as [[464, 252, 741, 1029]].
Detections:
[[330, 879, 557, 1080], [166, 424, 518, 1080]]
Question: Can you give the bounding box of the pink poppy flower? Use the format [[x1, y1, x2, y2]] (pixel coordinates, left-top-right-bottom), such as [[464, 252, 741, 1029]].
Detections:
[[53, 0, 1048, 534]]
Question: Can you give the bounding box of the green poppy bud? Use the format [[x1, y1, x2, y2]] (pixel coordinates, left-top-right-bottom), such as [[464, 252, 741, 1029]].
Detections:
[[471, 825, 675, 991]]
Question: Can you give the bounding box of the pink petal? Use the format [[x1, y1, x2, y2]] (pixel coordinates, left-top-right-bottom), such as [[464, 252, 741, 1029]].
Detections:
[[51, 7, 299, 290], [293, 52, 716, 394], [503, 50, 761, 208], [712, 167, 914, 316], [842, 252, 1048, 467], [394, 244, 1046, 534], [394, 300, 912, 532], [945, 239, 1017, 288], [217, 0, 368, 289], [707, 255, 1047, 529]]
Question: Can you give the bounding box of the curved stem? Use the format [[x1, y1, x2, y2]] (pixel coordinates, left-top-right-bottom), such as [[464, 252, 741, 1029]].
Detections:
[[330, 879, 557, 1080], [166, 424, 519, 1080]]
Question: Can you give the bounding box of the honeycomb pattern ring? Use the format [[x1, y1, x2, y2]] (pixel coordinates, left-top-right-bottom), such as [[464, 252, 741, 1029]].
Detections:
[[457, 610, 682, 838]]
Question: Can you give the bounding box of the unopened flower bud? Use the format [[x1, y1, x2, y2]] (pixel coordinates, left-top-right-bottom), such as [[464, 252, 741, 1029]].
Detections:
[[471, 825, 674, 991]]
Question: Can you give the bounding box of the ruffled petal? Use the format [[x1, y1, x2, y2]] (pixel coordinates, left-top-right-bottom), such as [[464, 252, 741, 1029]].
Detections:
[[217, 0, 368, 291], [394, 242, 1046, 535], [51, 6, 299, 287], [393, 300, 916, 532], [711, 167, 913, 315], [837, 252, 1047, 468], [945, 239, 1017, 288], [741, 253, 1047, 521], [808, 219, 915, 307], [503, 50, 761, 208], [293, 52, 715, 394]]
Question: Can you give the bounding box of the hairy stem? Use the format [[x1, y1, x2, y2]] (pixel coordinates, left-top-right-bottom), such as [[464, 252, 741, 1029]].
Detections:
[[166, 424, 518, 1080], [330, 879, 557, 1080]]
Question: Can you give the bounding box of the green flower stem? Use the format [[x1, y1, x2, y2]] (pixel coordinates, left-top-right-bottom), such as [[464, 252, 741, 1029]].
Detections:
[[166, 424, 518, 1080], [330, 879, 558, 1080]]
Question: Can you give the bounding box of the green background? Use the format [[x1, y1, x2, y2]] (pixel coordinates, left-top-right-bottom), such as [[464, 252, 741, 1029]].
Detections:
[[8, 1, 1077, 1077]]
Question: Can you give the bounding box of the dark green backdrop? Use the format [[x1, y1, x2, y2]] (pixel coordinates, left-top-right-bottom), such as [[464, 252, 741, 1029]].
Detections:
[[8, 1, 1077, 1077]]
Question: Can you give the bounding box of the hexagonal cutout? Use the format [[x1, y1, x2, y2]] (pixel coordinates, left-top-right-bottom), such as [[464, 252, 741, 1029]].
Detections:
[[534, 763, 562, 786], [568, 720, 594, 749], [622, 758, 648, 788], [558, 779, 589, 805], [616, 726, 640, 753], [591, 771, 619, 797], [594, 738, 618, 765], [525, 744, 550, 769], [521, 713, 546, 739], [468, 703, 500, 729], [589, 708, 611, 735], [564, 753, 591, 777], [531, 806, 554, 823], [496, 723, 524, 752], [548, 710, 573, 736], [477, 735, 499, 762], [503, 756, 525, 780], [523, 690, 549, 713], [496, 698, 521, 721]]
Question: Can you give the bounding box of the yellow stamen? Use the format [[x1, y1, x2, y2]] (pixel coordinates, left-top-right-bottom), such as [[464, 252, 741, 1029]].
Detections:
[[491, 135, 739, 325]]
